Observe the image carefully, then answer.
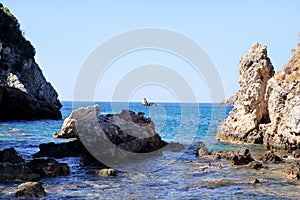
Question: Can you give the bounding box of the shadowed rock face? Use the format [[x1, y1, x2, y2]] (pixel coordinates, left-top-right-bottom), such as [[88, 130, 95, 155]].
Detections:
[[217, 42, 300, 152], [0, 5, 62, 121]]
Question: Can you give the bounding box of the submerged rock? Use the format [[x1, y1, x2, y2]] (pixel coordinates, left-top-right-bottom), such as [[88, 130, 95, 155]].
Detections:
[[248, 161, 263, 170], [15, 182, 46, 198]]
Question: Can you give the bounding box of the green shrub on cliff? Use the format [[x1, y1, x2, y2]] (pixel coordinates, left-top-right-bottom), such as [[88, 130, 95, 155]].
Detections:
[[0, 3, 35, 59]]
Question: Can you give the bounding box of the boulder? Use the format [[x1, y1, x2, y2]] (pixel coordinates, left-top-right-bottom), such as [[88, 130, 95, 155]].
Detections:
[[248, 161, 263, 170], [27, 158, 70, 177], [196, 142, 211, 156], [0, 147, 25, 163], [287, 162, 300, 180], [259, 151, 283, 163], [216, 43, 275, 144], [0, 162, 40, 182], [97, 168, 116, 178], [230, 148, 255, 166], [15, 182, 46, 198], [53, 117, 77, 138]]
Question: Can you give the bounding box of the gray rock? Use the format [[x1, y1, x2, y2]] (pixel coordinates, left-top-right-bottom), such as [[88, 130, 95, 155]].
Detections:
[[196, 142, 210, 156], [0, 162, 40, 182], [27, 158, 70, 177], [15, 182, 46, 198]]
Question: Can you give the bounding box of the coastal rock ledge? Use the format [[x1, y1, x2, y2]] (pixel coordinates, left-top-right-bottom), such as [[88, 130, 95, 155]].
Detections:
[[0, 4, 62, 120], [217, 42, 300, 151]]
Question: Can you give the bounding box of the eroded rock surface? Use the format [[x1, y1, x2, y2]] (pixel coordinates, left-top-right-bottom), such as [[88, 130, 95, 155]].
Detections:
[[217, 42, 300, 152], [15, 182, 46, 198]]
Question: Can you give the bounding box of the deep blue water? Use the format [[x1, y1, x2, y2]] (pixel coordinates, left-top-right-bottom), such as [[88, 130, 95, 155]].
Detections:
[[0, 102, 299, 199]]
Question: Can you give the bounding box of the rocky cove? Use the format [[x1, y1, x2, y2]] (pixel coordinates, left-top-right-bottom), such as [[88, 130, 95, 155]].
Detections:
[[1, 3, 300, 199]]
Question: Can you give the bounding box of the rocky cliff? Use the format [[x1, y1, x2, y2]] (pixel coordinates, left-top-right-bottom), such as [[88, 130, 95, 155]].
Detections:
[[0, 4, 62, 120], [216, 42, 300, 151]]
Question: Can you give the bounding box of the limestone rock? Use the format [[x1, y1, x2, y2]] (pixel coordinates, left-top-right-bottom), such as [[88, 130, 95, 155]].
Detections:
[[15, 182, 46, 198], [196, 142, 211, 156], [212, 148, 254, 166], [220, 92, 238, 106], [259, 151, 283, 163], [262, 43, 300, 151], [97, 168, 116, 177], [0, 5, 62, 121], [216, 43, 275, 144]]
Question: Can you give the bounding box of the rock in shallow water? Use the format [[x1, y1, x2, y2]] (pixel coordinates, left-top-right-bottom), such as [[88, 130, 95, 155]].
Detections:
[[27, 158, 70, 177], [15, 182, 46, 198], [97, 168, 116, 178]]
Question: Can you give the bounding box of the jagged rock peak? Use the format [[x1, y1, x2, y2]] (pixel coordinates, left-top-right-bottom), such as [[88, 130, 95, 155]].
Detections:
[[216, 42, 275, 144]]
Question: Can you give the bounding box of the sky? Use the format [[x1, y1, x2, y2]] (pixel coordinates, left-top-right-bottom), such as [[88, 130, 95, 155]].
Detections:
[[1, 1, 299, 102]]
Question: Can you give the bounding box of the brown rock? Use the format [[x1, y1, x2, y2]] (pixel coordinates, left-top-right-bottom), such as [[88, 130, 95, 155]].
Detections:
[[248, 161, 263, 169], [15, 182, 46, 198], [259, 151, 283, 163]]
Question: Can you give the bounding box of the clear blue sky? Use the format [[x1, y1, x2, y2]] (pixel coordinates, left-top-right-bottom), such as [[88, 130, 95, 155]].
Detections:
[[1, 1, 299, 102]]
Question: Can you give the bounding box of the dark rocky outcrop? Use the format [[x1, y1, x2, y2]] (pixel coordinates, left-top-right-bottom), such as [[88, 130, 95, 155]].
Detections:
[[0, 4, 62, 121], [33, 140, 84, 158], [15, 182, 46, 198], [0, 148, 40, 182], [27, 158, 70, 177], [0, 147, 25, 163], [216, 42, 300, 151]]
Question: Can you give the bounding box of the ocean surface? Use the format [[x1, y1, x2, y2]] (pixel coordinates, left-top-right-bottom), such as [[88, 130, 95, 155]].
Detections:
[[0, 102, 299, 199]]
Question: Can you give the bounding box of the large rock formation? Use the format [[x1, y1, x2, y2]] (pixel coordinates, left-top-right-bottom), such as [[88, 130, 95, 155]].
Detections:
[[0, 4, 62, 120], [217, 42, 300, 151], [262, 43, 300, 150], [216, 43, 275, 144], [38, 105, 169, 167]]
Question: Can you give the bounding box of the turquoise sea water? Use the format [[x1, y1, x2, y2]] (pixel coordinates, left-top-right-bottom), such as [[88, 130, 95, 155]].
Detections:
[[0, 102, 300, 199]]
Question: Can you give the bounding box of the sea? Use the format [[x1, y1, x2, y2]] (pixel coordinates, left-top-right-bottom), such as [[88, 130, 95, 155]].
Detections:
[[0, 102, 300, 199]]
